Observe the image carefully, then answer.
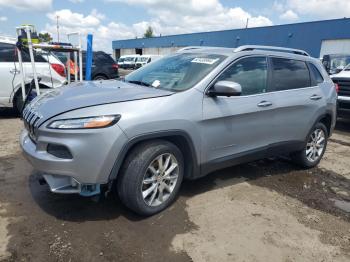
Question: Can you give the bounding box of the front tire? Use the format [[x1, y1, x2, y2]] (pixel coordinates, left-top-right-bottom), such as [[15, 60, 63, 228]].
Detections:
[[117, 140, 184, 216], [13, 91, 24, 116], [291, 122, 328, 168]]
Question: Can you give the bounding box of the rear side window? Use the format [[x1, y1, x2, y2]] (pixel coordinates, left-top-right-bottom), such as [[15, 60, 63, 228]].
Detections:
[[0, 43, 15, 62], [98, 53, 115, 64], [271, 58, 311, 91], [217, 56, 268, 96], [308, 63, 324, 85]]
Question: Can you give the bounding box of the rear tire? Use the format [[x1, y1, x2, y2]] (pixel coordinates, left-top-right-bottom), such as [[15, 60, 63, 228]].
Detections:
[[291, 122, 328, 168], [93, 75, 108, 80], [117, 140, 184, 216]]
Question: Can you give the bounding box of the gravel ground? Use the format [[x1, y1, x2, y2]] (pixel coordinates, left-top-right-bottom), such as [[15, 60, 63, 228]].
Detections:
[[0, 108, 349, 262]]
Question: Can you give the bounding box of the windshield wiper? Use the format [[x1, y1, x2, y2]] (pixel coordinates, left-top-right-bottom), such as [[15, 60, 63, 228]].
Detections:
[[126, 80, 151, 87]]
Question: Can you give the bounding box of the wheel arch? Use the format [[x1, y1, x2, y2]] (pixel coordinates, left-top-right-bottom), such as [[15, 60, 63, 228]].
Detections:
[[92, 73, 109, 80], [109, 130, 200, 181], [315, 111, 333, 137]]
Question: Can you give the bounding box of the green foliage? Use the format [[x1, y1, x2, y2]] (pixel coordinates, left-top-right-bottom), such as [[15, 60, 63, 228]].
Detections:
[[143, 26, 154, 38], [38, 32, 52, 43]]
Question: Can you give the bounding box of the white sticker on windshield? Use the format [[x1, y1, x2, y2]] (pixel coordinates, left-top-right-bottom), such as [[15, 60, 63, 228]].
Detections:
[[191, 58, 219, 65], [152, 80, 161, 88]]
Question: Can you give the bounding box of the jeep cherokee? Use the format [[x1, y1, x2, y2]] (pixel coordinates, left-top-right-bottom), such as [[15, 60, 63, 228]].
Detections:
[[20, 45, 337, 215]]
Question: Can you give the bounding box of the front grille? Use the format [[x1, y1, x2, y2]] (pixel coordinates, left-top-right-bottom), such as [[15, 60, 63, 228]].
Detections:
[[332, 78, 350, 97], [22, 106, 42, 142]]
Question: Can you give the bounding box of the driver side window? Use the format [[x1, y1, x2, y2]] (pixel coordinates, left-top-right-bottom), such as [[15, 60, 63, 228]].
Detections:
[[217, 56, 268, 96]]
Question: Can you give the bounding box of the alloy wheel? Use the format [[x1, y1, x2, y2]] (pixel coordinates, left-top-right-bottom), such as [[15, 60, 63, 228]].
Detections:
[[306, 128, 326, 162], [141, 153, 179, 207]]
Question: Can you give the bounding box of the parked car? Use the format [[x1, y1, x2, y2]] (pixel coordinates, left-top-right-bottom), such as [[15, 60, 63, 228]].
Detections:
[[119, 55, 139, 69], [0, 37, 66, 113], [117, 57, 125, 68], [322, 54, 350, 75], [330, 64, 350, 117], [20, 45, 337, 216], [135, 55, 162, 69], [53, 50, 119, 80]]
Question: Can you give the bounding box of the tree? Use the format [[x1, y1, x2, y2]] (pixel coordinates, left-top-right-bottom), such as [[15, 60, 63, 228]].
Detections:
[[38, 32, 53, 43], [143, 26, 154, 38]]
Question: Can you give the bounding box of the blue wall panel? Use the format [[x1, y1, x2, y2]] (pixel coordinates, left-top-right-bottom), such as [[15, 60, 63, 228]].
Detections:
[[112, 18, 350, 57]]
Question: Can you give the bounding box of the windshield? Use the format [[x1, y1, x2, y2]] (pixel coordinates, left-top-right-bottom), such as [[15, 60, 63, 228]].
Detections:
[[330, 56, 350, 70], [118, 58, 125, 62], [125, 53, 226, 92], [124, 57, 136, 62], [137, 57, 149, 62]]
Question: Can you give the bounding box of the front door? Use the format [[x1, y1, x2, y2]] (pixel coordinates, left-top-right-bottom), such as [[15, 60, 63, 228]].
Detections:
[[201, 56, 277, 171]]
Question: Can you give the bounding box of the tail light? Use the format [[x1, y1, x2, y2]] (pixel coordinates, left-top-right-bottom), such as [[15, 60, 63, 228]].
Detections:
[[334, 83, 339, 93], [51, 63, 66, 77], [112, 64, 118, 70]]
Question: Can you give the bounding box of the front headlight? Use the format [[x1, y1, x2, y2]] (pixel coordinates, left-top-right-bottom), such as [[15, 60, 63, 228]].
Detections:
[[47, 115, 121, 129]]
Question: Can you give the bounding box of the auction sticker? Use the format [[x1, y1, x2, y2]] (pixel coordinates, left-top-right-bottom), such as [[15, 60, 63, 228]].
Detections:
[[191, 58, 219, 65]]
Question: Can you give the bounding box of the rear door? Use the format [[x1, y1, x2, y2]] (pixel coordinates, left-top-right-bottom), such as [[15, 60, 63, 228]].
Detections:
[[268, 57, 326, 145], [0, 43, 19, 103], [201, 56, 278, 168]]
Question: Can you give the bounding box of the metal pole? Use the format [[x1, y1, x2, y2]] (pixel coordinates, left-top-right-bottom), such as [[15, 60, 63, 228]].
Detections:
[[56, 15, 60, 42], [25, 26, 40, 95], [79, 48, 83, 82], [66, 53, 71, 84], [74, 51, 78, 82], [85, 34, 93, 81], [16, 28, 26, 100]]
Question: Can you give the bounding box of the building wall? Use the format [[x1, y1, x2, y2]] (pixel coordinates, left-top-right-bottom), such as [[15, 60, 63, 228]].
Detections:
[[143, 47, 181, 55], [112, 18, 350, 58], [120, 48, 137, 56]]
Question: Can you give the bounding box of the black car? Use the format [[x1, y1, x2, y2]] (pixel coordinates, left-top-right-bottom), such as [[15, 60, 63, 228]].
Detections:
[[54, 51, 119, 80]]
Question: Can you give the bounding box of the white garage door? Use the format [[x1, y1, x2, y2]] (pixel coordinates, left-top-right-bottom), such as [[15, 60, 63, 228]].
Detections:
[[320, 39, 350, 58]]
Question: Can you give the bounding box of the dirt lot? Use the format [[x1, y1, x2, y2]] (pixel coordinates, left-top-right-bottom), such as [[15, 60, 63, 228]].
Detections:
[[0, 108, 350, 262]]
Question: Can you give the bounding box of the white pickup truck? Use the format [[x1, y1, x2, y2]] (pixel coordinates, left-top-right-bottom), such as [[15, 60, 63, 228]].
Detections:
[[330, 65, 350, 117]]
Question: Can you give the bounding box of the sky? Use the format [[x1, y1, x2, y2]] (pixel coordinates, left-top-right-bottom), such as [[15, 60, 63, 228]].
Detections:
[[0, 0, 349, 52]]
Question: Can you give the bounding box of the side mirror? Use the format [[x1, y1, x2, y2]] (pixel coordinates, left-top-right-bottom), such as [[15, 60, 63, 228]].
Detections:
[[208, 81, 242, 97]]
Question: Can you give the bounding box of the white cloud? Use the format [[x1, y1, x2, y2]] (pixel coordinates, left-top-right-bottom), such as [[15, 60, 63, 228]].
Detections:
[[273, 1, 285, 12], [69, 0, 84, 3], [0, 16, 7, 21], [110, 0, 272, 35], [47, 9, 101, 27], [277, 0, 350, 20], [279, 10, 299, 21], [0, 0, 52, 11], [44, 1, 273, 52]]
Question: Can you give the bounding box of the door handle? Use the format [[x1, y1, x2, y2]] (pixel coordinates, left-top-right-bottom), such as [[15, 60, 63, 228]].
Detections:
[[310, 94, 322, 101], [257, 101, 273, 107], [9, 69, 20, 74]]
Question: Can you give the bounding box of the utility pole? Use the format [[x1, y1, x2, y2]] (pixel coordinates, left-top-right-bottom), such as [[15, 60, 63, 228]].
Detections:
[[56, 15, 60, 42]]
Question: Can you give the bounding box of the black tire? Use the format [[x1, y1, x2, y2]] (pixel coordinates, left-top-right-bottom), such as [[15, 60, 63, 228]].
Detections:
[[93, 75, 108, 80], [291, 122, 328, 168], [117, 140, 184, 216], [13, 91, 24, 116]]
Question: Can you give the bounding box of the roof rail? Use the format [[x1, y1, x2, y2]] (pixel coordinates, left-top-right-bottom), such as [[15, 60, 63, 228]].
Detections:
[[177, 46, 205, 52], [177, 46, 219, 52], [234, 45, 310, 56]]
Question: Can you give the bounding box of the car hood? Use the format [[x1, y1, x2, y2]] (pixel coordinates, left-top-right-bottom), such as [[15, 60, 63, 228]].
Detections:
[[330, 70, 350, 79], [24, 80, 173, 122]]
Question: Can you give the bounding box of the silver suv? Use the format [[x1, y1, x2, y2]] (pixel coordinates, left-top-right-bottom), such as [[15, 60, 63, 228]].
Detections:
[[20, 45, 337, 215]]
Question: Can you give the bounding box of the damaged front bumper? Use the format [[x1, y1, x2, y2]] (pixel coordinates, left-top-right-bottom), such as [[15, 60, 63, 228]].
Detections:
[[42, 174, 101, 196]]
